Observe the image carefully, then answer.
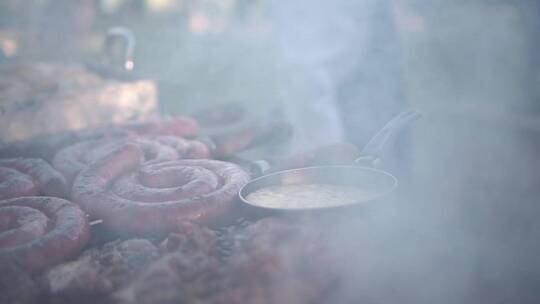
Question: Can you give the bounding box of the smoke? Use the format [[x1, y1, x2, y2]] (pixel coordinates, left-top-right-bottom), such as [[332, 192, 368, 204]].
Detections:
[[268, 1, 540, 303], [2, 1, 539, 302]]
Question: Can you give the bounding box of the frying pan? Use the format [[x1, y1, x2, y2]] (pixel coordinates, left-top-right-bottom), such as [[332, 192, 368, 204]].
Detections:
[[239, 110, 421, 211]]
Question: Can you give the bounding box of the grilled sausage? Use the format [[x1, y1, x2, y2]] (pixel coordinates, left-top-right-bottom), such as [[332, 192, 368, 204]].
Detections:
[[0, 196, 90, 273], [0, 158, 68, 199], [72, 144, 249, 236], [53, 135, 210, 184]]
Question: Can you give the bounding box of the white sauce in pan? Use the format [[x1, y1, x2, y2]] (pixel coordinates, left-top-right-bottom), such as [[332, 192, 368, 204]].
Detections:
[[246, 183, 379, 209]]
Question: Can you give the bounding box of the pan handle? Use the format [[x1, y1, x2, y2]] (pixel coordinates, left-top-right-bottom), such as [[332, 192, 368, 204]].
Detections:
[[233, 110, 420, 175], [355, 110, 421, 168]]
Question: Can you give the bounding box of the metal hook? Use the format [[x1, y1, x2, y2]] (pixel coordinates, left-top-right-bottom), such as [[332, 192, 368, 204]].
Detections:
[[104, 27, 136, 72]]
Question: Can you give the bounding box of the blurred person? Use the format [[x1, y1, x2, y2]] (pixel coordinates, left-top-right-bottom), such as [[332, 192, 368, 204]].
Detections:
[[271, 0, 410, 175]]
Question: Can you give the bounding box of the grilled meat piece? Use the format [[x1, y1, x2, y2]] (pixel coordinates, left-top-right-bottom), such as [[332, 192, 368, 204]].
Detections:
[[114, 218, 338, 304], [114, 222, 220, 304], [45, 238, 159, 303]]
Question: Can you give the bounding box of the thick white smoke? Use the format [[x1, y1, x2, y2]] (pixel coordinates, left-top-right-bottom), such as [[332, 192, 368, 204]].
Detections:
[[267, 1, 540, 303]]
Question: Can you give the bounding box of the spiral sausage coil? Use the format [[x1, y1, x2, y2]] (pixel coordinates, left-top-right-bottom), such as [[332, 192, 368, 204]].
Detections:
[[72, 144, 249, 236], [0, 196, 89, 273]]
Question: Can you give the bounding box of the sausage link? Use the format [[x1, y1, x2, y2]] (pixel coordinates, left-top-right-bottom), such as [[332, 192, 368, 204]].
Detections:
[[72, 144, 249, 236], [53, 136, 210, 185], [0, 196, 90, 273], [0, 158, 68, 199]]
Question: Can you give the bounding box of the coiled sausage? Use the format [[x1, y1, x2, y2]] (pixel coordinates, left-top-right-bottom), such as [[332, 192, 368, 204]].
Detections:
[[0, 158, 68, 199], [53, 136, 210, 184], [0, 196, 89, 273], [72, 144, 249, 236]]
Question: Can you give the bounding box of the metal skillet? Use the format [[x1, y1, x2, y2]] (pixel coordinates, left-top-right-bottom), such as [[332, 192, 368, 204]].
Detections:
[[238, 110, 421, 212]]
